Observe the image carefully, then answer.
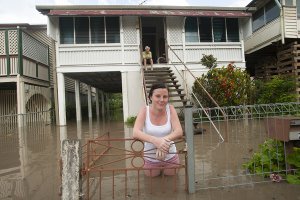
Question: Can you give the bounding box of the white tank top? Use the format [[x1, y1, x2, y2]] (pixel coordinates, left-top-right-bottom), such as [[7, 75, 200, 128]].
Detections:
[[143, 104, 177, 162]]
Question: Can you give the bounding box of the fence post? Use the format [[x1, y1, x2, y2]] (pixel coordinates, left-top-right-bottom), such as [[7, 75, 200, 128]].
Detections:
[[62, 139, 82, 200], [184, 106, 195, 193]]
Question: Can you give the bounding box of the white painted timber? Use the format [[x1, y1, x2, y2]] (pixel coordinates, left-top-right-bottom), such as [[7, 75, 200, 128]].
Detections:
[[283, 6, 298, 38], [244, 18, 281, 54], [75, 80, 82, 121], [87, 86, 92, 119], [57, 72, 66, 126]]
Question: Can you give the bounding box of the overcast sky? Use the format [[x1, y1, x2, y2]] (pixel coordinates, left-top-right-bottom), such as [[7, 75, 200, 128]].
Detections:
[[0, 0, 252, 25]]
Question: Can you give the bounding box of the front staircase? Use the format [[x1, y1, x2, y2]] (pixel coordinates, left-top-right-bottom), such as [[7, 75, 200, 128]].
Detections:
[[143, 66, 188, 110]]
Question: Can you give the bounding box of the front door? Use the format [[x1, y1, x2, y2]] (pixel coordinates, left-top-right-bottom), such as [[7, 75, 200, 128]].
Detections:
[[140, 17, 166, 64]]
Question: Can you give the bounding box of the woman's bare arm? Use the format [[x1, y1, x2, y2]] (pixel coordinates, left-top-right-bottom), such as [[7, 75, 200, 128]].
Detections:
[[133, 106, 171, 153]]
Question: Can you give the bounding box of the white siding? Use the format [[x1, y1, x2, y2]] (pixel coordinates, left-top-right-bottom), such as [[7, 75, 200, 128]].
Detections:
[[283, 6, 298, 38]]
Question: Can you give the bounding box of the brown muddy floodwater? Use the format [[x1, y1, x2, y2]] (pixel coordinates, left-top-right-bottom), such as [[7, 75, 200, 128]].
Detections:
[[0, 118, 299, 200]]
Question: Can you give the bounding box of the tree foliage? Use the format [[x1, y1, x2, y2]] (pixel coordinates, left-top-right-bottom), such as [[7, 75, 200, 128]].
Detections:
[[192, 63, 253, 107]]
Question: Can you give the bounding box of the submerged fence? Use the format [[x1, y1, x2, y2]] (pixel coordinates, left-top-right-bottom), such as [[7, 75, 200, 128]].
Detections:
[[60, 103, 300, 199], [193, 102, 300, 189], [0, 110, 54, 133]]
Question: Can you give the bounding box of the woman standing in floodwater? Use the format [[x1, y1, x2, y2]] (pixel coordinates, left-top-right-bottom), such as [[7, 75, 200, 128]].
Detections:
[[133, 83, 183, 177]]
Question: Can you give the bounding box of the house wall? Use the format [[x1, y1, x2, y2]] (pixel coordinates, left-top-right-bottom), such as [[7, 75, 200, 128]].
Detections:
[[48, 14, 247, 122]]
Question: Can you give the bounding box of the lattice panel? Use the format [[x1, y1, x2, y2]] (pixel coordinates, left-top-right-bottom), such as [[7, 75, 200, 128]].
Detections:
[[0, 31, 5, 55], [22, 32, 48, 65], [8, 30, 18, 55], [123, 16, 138, 44], [166, 17, 184, 44]]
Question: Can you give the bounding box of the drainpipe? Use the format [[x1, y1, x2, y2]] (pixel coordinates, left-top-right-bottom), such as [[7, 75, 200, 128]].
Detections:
[[274, 0, 285, 44]]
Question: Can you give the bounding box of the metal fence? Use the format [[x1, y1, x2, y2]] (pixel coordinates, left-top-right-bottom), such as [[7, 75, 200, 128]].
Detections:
[[193, 102, 300, 190], [0, 110, 54, 134], [60, 103, 300, 199], [80, 135, 187, 199]]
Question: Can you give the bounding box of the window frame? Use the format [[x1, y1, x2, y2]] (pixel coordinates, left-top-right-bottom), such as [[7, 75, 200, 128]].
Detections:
[[59, 16, 120, 45], [252, 2, 280, 32], [185, 16, 240, 43]]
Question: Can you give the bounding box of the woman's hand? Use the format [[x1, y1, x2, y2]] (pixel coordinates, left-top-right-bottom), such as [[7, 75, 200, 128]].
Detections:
[[152, 137, 171, 153], [156, 149, 166, 160]]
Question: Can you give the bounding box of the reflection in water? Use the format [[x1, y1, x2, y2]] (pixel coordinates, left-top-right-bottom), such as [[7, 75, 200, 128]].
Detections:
[[0, 123, 58, 199], [0, 116, 120, 199], [0, 117, 299, 199]]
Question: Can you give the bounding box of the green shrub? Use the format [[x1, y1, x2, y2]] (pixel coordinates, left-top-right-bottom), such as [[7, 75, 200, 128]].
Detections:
[[286, 147, 300, 184], [242, 139, 285, 176], [125, 116, 137, 127], [200, 54, 217, 69], [243, 140, 300, 184], [192, 63, 253, 107], [255, 75, 297, 104]]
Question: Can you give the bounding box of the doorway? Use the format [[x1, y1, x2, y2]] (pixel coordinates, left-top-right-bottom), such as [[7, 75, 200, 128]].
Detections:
[[140, 17, 166, 64]]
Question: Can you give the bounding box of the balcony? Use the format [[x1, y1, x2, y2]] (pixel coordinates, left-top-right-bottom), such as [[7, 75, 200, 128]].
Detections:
[[0, 28, 49, 82]]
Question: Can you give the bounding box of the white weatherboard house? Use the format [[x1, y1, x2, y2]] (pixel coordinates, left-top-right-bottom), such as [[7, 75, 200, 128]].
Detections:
[[244, 0, 300, 99], [0, 24, 54, 127], [36, 5, 253, 126]]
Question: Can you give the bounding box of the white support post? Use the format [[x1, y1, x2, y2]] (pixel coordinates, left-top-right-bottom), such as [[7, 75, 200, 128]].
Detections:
[[106, 94, 110, 120], [120, 16, 125, 65], [57, 72, 66, 126], [101, 91, 105, 120], [75, 80, 82, 122], [121, 71, 129, 122], [95, 89, 100, 119], [17, 75, 26, 127], [87, 85, 92, 119]]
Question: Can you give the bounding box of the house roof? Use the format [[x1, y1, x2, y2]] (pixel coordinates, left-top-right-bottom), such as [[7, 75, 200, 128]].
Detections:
[[36, 5, 255, 17], [0, 23, 46, 29]]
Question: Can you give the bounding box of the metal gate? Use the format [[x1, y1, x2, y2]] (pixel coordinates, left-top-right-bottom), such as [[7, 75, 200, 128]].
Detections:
[[81, 134, 187, 199]]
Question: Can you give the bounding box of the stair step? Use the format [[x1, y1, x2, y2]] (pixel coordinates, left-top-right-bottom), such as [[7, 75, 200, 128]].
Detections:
[[144, 75, 176, 79], [169, 94, 186, 97], [169, 99, 188, 103], [168, 88, 184, 92], [146, 88, 184, 92], [144, 67, 170, 70], [146, 84, 182, 88], [145, 80, 178, 84], [144, 69, 172, 74]]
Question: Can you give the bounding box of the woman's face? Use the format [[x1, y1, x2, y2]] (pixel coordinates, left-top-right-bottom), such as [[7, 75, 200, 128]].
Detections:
[[151, 88, 169, 110]]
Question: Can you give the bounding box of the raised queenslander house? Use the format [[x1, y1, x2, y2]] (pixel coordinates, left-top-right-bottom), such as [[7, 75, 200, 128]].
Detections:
[[36, 5, 254, 125], [0, 24, 53, 127], [244, 0, 300, 100]]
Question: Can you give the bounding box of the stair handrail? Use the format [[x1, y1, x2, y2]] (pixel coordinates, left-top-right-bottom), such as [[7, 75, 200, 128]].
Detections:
[[167, 43, 227, 142], [139, 44, 149, 105], [141, 67, 149, 105]]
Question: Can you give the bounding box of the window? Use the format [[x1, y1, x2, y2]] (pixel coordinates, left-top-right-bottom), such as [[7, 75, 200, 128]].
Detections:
[[106, 17, 120, 43], [285, 0, 293, 6], [75, 17, 89, 44], [60, 17, 74, 44], [213, 18, 226, 42], [265, 1, 280, 23], [297, 0, 300, 18], [252, 2, 280, 32], [185, 17, 199, 42], [185, 17, 239, 43], [253, 8, 265, 31], [199, 17, 212, 42], [59, 16, 120, 44], [91, 17, 105, 43], [227, 18, 239, 42]]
